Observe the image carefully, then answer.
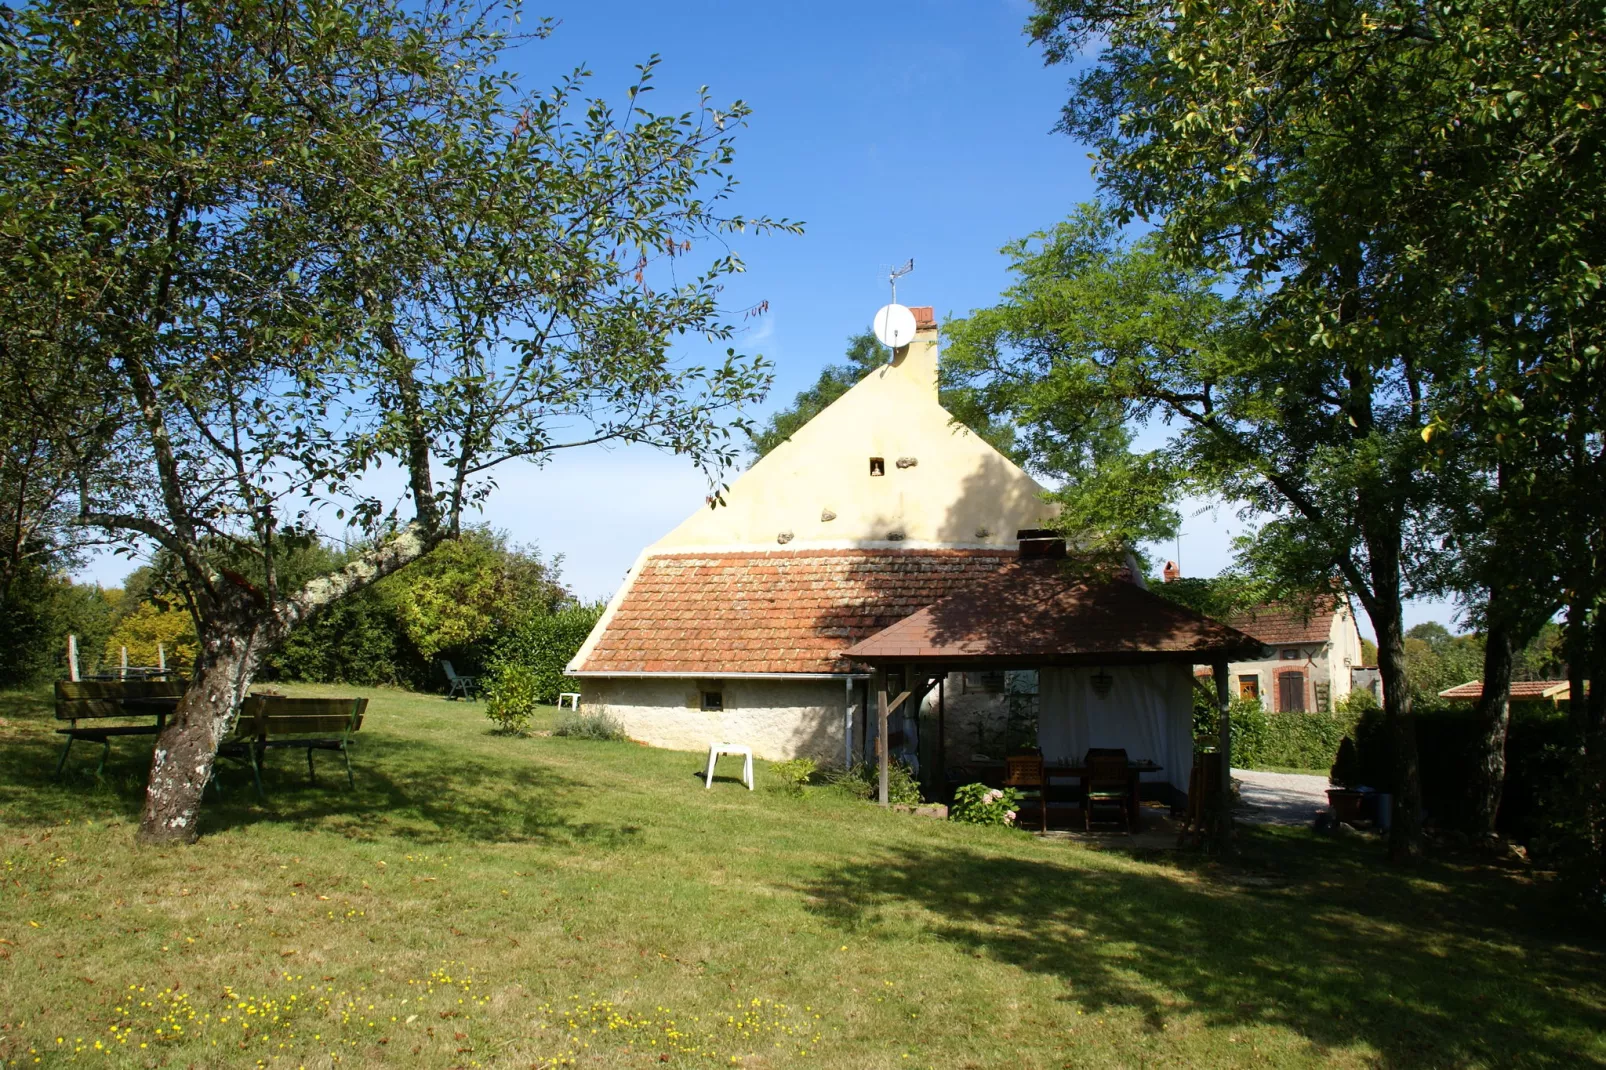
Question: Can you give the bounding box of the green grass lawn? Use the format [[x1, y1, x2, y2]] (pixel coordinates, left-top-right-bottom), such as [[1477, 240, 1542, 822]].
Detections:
[[2, 685, 1602, 1069]]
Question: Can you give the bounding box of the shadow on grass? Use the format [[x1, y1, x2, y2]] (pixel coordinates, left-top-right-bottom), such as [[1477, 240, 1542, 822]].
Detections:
[[799, 835, 1605, 1068], [0, 690, 639, 848]]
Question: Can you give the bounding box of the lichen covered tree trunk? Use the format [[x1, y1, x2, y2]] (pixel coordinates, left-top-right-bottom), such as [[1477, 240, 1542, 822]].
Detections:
[[137, 618, 266, 844]]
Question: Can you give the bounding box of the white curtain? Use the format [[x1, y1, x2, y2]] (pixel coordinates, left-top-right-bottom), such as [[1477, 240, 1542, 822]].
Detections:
[[1037, 664, 1195, 794]]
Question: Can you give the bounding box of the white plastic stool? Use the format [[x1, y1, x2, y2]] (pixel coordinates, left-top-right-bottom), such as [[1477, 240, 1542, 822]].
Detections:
[[557, 692, 581, 711], [704, 742, 754, 790]]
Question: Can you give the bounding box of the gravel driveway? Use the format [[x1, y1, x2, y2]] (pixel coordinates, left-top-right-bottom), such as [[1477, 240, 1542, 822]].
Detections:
[[1232, 768, 1331, 826]]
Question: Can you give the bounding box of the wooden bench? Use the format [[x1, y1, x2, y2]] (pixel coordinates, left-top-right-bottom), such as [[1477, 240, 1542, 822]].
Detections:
[[219, 695, 367, 797], [54, 679, 187, 776]]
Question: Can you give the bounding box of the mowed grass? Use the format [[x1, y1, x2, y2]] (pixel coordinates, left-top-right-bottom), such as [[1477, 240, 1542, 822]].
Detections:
[[1, 686, 1603, 1070]]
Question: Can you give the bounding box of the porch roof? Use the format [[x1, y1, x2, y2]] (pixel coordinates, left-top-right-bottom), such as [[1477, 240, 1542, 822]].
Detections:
[[843, 561, 1264, 669]]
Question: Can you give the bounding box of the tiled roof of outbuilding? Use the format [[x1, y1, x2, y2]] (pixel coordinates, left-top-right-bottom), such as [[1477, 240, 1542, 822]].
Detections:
[[573, 549, 1015, 676], [1225, 595, 1342, 646], [1438, 679, 1572, 702], [844, 561, 1263, 666]]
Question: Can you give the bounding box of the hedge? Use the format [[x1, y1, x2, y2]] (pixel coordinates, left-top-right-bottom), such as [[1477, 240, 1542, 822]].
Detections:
[[485, 601, 605, 704], [1331, 703, 1574, 843], [1194, 697, 1358, 771]]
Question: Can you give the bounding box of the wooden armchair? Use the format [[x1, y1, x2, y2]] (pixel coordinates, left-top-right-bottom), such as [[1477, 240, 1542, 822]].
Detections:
[[1084, 753, 1131, 832], [1004, 754, 1047, 832]]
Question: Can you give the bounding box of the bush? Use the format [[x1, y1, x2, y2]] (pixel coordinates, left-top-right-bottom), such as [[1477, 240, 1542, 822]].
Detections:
[[483, 663, 541, 734], [1194, 696, 1270, 766], [949, 783, 1023, 827], [485, 601, 605, 704], [1326, 702, 1578, 845], [552, 709, 628, 741], [825, 760, 922, 806], [1261, 710, 1359, 770], [769, 758, 817, 796], [1196, 692, 1360, 771]]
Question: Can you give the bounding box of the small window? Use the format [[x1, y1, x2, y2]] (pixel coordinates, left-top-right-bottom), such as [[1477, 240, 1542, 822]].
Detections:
[[869, 457, 885, 476], [701, 691, 723, 711], [964, 671, 1005, 694], [1238, 675, 1260, 701], [1281, 648, 1302, 660]]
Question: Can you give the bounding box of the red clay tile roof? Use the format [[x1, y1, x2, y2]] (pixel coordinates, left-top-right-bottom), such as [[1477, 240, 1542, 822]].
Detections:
[[575, 549, 1015, 675], [1225, 595, 1341, 646], [844, 561, 1264, 667], [910, 305, 936, 329], [1438, 680, 1572, 702]]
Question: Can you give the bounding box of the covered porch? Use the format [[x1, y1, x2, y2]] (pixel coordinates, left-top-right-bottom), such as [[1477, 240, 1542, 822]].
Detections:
[[844, 555, 1262, 839]]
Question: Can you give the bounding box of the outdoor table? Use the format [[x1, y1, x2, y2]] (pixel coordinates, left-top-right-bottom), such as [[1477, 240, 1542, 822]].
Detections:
[[961, 758, 1162, 831]]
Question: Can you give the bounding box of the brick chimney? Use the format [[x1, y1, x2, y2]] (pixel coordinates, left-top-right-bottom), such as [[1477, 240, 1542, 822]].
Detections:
[[1162, 560, 1181, 583]]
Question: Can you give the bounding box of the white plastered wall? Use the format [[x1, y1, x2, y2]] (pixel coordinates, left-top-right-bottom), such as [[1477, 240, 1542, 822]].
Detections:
[[580, 677, 848, 763], [653, 327, 1056, 551]]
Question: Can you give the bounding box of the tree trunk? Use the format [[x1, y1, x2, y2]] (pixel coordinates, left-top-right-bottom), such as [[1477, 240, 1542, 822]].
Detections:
[[134, 523, 436, 845], [1469, 600, 1514, 842], [136, 613, 265, 844], [1372, 600, 1422, 863]]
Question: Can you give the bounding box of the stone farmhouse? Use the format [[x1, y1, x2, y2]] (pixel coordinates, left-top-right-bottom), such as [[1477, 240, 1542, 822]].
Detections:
[[567, 308, 1058, 765], [1161, 561, 1369, 713]]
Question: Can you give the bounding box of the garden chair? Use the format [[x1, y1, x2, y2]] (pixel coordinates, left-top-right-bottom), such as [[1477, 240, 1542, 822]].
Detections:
[[441, 660, 477, 700], [1084, 753, 1132, 832], [704, 742, 754, 790], [1004, 753, 1048, 832]]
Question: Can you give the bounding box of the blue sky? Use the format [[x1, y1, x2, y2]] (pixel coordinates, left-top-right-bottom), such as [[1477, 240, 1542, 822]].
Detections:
[[76, 0, 1456, 635]]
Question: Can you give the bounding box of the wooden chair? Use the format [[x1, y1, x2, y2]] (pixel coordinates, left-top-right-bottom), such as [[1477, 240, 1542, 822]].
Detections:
[[1084, 753, 1131, 832], [1004, 754, 1048, 832], [53, 679, 186, 777], [441, 660, 477, 700]]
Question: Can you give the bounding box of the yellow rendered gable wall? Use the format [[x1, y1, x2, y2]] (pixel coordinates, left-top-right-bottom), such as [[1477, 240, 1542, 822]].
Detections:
[[654, 324, 1055, 551]]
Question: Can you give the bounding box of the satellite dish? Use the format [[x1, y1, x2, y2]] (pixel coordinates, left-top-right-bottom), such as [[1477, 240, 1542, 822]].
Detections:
[[873, 303, 918, 349]]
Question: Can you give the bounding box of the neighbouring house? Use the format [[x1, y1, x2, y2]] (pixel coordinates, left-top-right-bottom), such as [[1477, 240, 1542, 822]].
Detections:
[[1163, 562, 1368, 713], [567, 307, 1059, 765], [1438, 679, 1579, 706]]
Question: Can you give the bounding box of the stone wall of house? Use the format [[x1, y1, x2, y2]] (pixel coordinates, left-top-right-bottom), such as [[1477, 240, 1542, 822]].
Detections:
[[919, 674, 1013, 771], [579, 677, 849, 764]]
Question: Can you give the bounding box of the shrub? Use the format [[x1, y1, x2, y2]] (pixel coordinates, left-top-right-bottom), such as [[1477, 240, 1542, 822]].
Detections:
[[1193, 696, 1270, 766], [485, 601, 605, 704], [825, 760, 922, 806], [552, 709, 628, 741], [483, 663, 541, 734], [949, 783, 1023, 827], [1325, 703, 1578, 845], [1260, 710, 1359, 770], [769, 758, 817, 796]]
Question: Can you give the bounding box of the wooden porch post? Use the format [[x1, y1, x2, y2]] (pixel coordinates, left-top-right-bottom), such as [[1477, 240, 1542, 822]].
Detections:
[[876, 667, 890, 807], [1213, 659, 1234, 852]]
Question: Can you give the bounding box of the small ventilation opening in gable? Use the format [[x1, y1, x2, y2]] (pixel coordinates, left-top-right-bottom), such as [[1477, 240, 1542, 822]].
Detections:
[[869, 457, 885, 476]]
